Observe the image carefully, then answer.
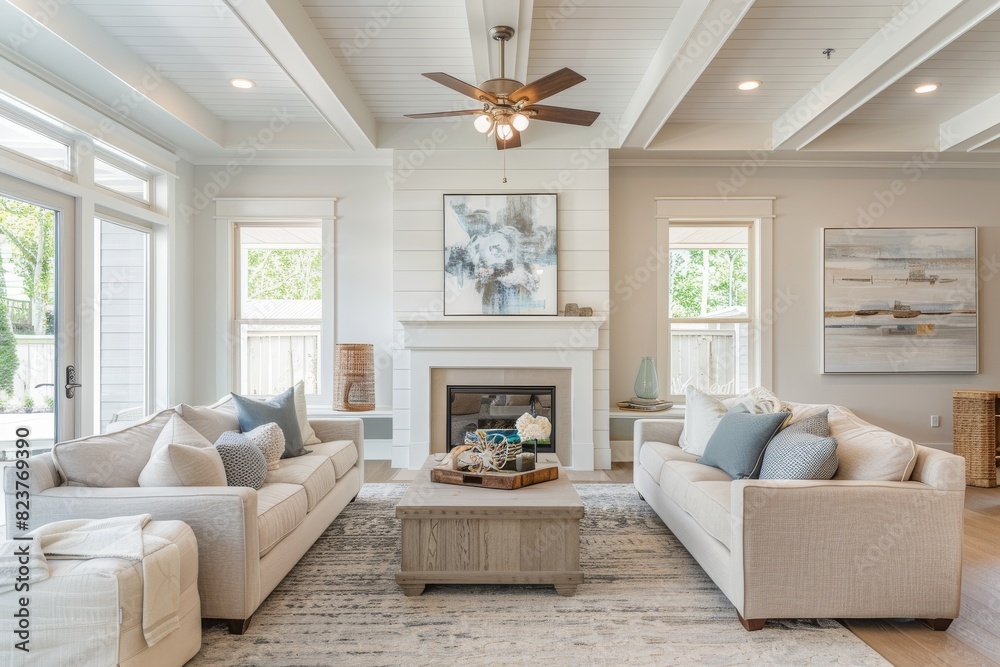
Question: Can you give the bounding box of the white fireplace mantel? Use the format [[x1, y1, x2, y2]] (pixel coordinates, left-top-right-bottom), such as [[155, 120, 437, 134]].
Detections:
[[396, 316, 605, 470]]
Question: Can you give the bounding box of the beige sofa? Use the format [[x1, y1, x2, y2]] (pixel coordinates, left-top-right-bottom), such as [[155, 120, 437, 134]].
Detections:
[[3, 406, 363, 635], [634, 405, 965, 631]]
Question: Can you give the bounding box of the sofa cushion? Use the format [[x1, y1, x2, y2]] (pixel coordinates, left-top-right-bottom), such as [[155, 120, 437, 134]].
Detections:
[[307, 440, 359, 479], [256, 483, 308, 557], [215, 440, 268, 489], [760, 433, 839, 480], [264, 455, 337, 511], [698, 405, 787, 479], [293, 381, 321, 446], [138, 443, 228, 487], [638, 441, 698, 482], [684, 481, 733, 549], [231, 387, 307, 459], [829, 406, 917, 481], [176, 398, 239, 443], [680, 385, 783, 456], [53, 409, 174, 487]]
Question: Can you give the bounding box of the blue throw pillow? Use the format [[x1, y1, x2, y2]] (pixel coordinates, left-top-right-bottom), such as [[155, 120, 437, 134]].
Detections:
[[697, 404, 788, 479], [230, 387, 307, 459]]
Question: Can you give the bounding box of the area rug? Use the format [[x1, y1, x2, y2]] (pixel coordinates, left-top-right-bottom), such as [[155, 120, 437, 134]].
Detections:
[[190, 484, 889, 666]]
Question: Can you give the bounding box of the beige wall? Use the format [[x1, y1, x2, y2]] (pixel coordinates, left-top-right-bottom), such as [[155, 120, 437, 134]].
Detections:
[[610, 163, 1000, 448]]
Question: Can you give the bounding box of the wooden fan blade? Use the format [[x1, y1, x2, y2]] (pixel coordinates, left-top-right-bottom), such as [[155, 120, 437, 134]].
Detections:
[[527, 104, 600, 126], [422, 72, 498, 104], [509, 68, 586, 104], [404, 109, 481, 119], [496, 128, 521, 150]]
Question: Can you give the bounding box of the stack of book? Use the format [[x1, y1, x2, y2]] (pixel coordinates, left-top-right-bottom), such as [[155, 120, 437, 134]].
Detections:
[[617, 397, 674, 412]]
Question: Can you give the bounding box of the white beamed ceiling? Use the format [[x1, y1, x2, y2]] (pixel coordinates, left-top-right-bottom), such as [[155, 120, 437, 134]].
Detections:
[[3, 0, 1000, 157]]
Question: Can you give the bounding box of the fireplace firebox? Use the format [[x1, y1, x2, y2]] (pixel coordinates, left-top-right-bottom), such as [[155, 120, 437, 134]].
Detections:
[[447, 385, 556, 453]]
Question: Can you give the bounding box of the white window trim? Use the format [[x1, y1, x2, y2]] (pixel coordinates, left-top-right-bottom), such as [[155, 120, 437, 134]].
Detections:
[[0, 106, 72, 176], [214, 198, 336, 406], [93, 153, 153, 208], [655, 197, 774, 402]]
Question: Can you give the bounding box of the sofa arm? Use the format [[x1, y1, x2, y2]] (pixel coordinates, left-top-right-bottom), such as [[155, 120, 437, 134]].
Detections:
[[3, 452, 62, 495], [633, 419, 683, 463], [731, 479, 964, 621], [6, 485, 261, 621]]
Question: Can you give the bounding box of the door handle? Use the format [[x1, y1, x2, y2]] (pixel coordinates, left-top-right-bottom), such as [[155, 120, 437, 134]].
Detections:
[[65, 365, 82, 399]]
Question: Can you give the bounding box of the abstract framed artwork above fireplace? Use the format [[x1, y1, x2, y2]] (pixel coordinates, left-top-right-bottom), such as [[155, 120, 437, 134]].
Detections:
[[447, 385, 556, 453]]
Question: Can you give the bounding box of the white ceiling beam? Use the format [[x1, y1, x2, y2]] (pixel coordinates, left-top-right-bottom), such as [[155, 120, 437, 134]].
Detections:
[[465, 0, 528, 84], [772, 0, 1000, 151], [464, 0, 492, 85], [0, 0, 225, 147], [512, 0, 534, 85], [619, 0, 755, 150], [940, 93, 1000, 152], [225, 0, 377, 152]]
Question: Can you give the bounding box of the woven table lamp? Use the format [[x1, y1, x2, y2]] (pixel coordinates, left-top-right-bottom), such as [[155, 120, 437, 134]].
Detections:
[[333, 343, 375, 411]]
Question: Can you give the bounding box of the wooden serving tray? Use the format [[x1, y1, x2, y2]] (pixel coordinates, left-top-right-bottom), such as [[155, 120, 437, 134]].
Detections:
[[430, 463, 559, 490]]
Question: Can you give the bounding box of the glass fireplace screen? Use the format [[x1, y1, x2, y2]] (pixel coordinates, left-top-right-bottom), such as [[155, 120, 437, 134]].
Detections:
[[446, 385, 555, 453]]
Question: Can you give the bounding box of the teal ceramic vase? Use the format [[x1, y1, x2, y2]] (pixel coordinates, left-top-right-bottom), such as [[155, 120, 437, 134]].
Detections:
[[633, 356, 659, 399]]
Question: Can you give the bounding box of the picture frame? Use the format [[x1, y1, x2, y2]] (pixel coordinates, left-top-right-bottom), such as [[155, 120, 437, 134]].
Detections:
[[443, 193, 558, 316], [822, 227, 978, 374]]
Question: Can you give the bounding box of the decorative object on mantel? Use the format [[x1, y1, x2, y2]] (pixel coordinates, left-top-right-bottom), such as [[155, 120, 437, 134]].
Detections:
[[564, 303, 580, 317], [617, 398, 674, 412], [579, 307, 593, 317], [332, 343, 375, 411], [443, 194, 558, 316], [633, 356, 659, 400]]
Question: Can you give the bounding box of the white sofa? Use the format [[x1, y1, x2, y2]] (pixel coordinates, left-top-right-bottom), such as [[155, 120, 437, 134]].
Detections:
[[4, 405, 364, 635], [633, 404, 965, 631]]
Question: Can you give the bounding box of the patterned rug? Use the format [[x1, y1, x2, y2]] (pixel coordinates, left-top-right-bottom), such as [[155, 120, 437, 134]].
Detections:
[[190, 484, 889, 666]]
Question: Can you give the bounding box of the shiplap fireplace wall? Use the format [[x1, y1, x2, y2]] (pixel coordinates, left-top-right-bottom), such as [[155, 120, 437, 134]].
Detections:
[[391, 149, 611, 470]]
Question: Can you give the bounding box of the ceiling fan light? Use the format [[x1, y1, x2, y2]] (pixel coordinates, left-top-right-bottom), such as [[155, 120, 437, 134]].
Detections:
[[512, 112, 530, 131], [474, 114, 494, 133], [496, 122, 514, 141]]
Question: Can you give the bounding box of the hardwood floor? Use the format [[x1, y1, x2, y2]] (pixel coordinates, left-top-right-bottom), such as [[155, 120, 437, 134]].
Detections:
[[364, 460, 1000, 666]]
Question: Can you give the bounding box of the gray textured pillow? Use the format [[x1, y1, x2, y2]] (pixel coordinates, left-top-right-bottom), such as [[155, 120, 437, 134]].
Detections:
[[760, 433, 839, 480], [697, 404, 788, 479], [215, 441, 268, 489], [230, 387, 307, 458], [779, 411, 830, 438]]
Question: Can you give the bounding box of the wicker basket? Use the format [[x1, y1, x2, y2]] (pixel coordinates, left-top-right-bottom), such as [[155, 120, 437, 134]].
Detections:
[[952, 390, 999, 488], [333, 343, 375, 411]]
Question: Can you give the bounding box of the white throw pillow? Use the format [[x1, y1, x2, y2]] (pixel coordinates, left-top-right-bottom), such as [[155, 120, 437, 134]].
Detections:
[[680, 385, 784, 456], [294, 381, 321, 446], [828, 406, 917, 481], [138, 443, 227, 487], [176, 397, 240, 443]]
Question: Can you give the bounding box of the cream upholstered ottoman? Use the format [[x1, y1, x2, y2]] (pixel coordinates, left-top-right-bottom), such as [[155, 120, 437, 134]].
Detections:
[[1, 520, 201, 666]]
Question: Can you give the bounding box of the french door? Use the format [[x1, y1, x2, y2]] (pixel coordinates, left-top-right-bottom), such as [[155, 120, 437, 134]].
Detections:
[[0, 177, 76, 452]]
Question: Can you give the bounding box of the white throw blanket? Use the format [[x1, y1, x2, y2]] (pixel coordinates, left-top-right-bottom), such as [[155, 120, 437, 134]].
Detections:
[[0, 537, 48, 593], [27, 514, 180, 646]]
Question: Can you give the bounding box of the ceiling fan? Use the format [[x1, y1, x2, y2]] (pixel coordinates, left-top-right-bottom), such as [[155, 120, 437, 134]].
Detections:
[[403, 25, 600, 150]]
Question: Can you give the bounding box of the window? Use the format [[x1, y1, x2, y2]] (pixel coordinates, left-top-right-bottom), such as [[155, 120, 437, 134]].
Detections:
[[94, 157, 150, 203], [655, 198, 773, 402], [666, 224, 751, 396], [234, 224, 322, 396], [97, 219, 151, 431], [0, 112, 70, 171]]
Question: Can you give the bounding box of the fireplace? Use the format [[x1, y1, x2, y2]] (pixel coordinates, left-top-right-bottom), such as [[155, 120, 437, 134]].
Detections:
[[447, 385, 556, 452]]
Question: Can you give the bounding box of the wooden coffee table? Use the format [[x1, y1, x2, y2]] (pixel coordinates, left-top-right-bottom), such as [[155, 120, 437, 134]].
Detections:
[[395, 455, 584, 596]]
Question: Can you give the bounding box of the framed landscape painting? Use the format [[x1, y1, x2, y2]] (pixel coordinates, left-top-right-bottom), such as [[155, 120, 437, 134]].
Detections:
[[823, 227, 978, 373], [443, 193, 558, 315]]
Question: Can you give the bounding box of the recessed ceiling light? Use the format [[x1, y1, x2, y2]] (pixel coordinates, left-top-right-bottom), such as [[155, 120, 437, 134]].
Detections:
[[231, 78, 256, 89], [737, 80, 761, 91], [914, 83, 939, 94]]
